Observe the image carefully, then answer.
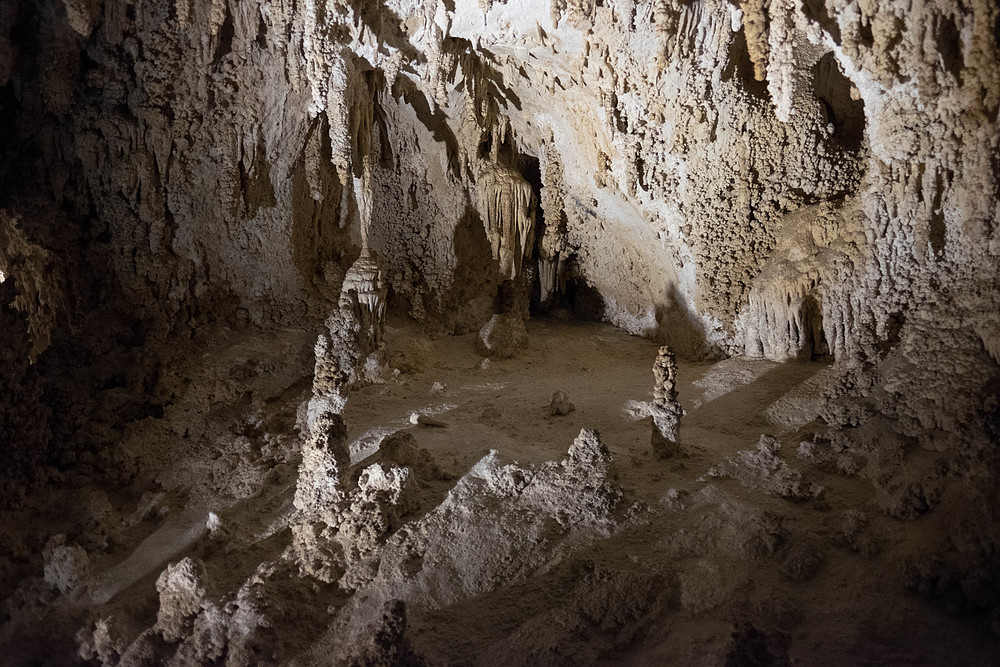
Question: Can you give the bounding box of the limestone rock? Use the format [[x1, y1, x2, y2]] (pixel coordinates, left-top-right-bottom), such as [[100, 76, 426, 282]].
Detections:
[[476, 313, 529, 359], [409, 413, 449, 427], [650, 346, 683, 458], [379, 431, 446, 481], [154, 558, 210, 643], [706, 435, 824, 501], [42, 536, 89, 595], [550, 390, 576, 416], [338, 599, 424, 667]]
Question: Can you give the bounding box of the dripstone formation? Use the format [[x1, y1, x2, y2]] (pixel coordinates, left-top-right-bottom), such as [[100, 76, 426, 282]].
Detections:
[[650, 346, 683, 458], [0, 0, 998, 664]]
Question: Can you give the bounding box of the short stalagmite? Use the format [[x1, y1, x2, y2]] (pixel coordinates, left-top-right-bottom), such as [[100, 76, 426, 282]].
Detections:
[[650, 345, 683, 458]]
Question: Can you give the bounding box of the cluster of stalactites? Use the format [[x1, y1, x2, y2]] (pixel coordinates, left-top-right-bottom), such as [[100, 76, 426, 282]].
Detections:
[[339, 155, 387, 351], [538, 143, 571, 306], [742, 276, 827, 362], [339, 251, 387, 350], [459, 93, 537, 284], [476, 163, 536, 282], [0, 212, 63, 361], [475, 121, 536, 282]]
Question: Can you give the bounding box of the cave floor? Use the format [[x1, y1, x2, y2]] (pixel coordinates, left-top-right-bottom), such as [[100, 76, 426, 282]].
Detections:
[[349, 317, 828, 505], [355, 319, 995, 665], [2, 317, 997, 665]]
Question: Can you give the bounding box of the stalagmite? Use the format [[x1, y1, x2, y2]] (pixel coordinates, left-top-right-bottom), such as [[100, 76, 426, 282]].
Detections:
[[296, 154, 388, 577], [1, 0, 999, 664], [651, 346, 683, 458]]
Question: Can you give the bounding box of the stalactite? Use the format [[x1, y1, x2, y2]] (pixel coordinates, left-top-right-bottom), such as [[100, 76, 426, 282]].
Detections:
[[0, 213, 63, 361], [326, 53, 353, 183], [742, 277, 826, 361], [339, 155, 387, 353], [538, 143, 570, 305], [740, 0, 770, 82], [476, 163, 536, 282], [766, 0, 797, 121]]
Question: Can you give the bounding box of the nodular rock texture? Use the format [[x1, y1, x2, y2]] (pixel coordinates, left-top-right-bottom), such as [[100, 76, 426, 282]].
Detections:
[[650, 345, 683, 458], [0, 0, 999, 663]]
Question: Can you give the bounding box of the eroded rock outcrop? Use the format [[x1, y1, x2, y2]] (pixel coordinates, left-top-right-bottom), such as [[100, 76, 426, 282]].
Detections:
[[0, 278, 52, 497], [706, 435, 825, 501], [0, 215, 61, 360]]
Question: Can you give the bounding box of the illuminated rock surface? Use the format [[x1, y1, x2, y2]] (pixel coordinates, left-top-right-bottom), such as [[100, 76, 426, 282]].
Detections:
[[0, 0, 998, 663]]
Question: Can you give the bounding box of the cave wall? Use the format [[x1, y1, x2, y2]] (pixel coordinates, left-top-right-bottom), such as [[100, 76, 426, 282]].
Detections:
[[0, 0, 998, 446], [0, 0, 998, 648]]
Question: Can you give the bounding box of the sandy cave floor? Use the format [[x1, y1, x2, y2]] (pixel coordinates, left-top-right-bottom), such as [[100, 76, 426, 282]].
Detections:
[[348, 319, 994, 663], [2, 317, 998, 665], [349, 318, 822, 500]]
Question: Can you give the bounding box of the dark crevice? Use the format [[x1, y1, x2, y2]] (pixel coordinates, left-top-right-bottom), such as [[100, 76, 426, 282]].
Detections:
[[722, 27, 770, 101], [239, 135, 278, 218], [801, 0, 841, 44], [256, 11, 268, 49], [858, 19, 874, 48], [212, 9, 235, 68], [636, 157, 648, 191], [936, 14, 964, 83], [813, 52, 865, 152], [880, 311, 906, 356], [801, 294, 831, 361], [929, 169, 948, 257]]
